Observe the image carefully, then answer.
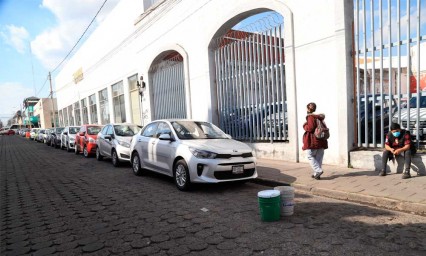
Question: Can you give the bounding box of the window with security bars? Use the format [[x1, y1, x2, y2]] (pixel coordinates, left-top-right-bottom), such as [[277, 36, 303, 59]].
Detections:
[[99, 88, 110, 125], [112, 81, 126, 123]]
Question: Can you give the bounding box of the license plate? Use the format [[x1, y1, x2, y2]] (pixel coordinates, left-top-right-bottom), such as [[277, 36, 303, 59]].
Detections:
[[232, 166, 244, 174]]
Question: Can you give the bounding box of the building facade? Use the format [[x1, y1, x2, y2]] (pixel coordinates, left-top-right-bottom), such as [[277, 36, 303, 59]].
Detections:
[[55, 0, 357, 166]]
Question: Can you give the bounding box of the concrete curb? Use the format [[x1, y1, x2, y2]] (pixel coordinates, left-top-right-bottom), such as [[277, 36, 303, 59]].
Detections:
[[254, 178, 426, 216]]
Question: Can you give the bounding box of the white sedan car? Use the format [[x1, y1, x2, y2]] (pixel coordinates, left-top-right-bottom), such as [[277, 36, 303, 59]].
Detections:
[[130, 120, 257, 191]]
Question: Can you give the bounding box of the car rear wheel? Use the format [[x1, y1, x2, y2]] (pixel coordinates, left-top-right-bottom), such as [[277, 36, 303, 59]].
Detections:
[[96, 148, 103, 161], [174, 159, 191, 191], [131, 152, 144, 176], [112, 150, 120, 167], [83, 146, 89, 158]]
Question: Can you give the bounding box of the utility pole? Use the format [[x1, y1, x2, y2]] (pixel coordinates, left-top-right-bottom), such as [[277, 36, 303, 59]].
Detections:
[[49, 72, 56, 128]]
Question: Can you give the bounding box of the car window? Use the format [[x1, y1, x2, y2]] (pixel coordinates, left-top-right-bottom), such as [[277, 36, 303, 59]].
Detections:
[[408, 96, 426, 108], [142, 123, 158, 137], [114, 125, 141, 137], [87, 126, 102, 135], [56, 128, 64, 133], [106, 126, 113, 135], [69, 127, 79, 134], [155, 122, 172, 138], [171, 121, 228, 140], [101, 126, 108, 135]]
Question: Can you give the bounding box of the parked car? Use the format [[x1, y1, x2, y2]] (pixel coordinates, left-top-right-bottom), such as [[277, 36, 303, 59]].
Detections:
[[61, 126, 80, 152], [2, 129, 15, 135], [129, 120, 257, 191], [96, 123, 141, 166], [75, 125, 103, 157], [30, 128, 40, 140], [44, 129, 53, 145], [36, 129, 46, 142], [392, 94, 426, 139], [359, 94, 396, 143], [50, 127, 65, 148]]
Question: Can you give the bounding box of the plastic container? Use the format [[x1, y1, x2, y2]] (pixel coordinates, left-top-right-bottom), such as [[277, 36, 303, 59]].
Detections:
[[274, 186, 295, 216], [257, 190, 281, 222]]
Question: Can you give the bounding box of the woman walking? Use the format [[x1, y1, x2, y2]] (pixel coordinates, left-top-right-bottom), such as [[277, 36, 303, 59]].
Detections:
[[302, 102, 328, 180]]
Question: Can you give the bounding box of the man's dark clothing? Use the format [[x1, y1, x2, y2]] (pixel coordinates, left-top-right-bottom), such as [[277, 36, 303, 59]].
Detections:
[[382, 130, 412, 173]]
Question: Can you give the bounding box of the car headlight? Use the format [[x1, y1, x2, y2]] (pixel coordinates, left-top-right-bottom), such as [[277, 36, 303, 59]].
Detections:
[[189, 147, 217, 159], [117, 140, 130, 148], [88, 138, 95, 143]]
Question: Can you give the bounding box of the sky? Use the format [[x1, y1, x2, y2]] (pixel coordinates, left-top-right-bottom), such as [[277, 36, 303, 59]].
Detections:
[[0, 0, 120, 125]]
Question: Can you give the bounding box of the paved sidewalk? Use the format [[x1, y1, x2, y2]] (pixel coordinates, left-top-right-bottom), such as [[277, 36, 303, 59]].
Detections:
[[255, 158, 426, 216]]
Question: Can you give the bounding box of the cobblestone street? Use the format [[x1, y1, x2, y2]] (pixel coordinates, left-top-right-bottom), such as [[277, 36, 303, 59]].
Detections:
[[1, 135, 426, 255]]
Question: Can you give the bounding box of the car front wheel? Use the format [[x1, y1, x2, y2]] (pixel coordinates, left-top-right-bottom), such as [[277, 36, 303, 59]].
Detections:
[[174, 159, 191, 191], [111, 150, 120, 167], [131, 152, 144, 176], [96, 148, 103, 161]]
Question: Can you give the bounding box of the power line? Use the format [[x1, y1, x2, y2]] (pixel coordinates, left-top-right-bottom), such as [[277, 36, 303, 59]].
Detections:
[[51, 0, 108, 74]]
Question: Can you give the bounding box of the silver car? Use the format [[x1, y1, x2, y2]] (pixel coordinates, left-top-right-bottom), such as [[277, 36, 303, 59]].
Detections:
[[129, 120, 257, 191], [61, 126, 80, 152], [96, 123, 142, 167]]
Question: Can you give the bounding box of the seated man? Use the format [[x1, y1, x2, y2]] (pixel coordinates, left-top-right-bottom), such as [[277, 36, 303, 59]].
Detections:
[[380, 122, 412, 179]]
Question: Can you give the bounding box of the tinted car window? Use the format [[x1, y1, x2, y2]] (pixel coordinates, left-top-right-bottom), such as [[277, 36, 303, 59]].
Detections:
[[87, 126, 102, 135], [155, 122, 172, 138], [408, 96, 426, 108], [69, 127, 79, 134], [142, 123, 158, 137], [171, 121, 228, 140], [106, 126, 114, 135], [101, 126, 109, 135], [114, 125, 141, 137]]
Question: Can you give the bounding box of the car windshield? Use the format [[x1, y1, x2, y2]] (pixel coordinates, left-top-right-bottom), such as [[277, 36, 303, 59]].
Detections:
[[87, 126, 102, 135], [56, 128, 64, 133], [114, 125, 141, 137], [408, 95, 426, 108], [171, 121, 228, 140], [69, 127, 79, 134]]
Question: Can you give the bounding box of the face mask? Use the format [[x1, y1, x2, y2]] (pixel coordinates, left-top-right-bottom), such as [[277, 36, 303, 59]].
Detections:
[[392, 131, 400, 137]]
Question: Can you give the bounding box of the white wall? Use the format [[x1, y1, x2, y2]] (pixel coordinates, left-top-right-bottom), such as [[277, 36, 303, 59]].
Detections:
[[55, 0, 355, 166]]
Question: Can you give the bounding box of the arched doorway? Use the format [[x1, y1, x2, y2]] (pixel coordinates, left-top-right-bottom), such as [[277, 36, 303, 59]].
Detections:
[[149, 51, 187, 120], [210, 11, 287, 142]]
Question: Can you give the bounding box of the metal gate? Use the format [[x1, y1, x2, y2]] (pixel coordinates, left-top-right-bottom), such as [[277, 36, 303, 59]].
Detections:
[[150, 54, 187, 120], [354, 0, 425, 148], [213, 15, 287, 142]]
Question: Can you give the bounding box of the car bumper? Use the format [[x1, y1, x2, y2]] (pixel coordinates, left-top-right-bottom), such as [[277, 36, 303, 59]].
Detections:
[[187, 156, 257, 183], [116, 145, 131, 162], [87, 143, 97, 153]]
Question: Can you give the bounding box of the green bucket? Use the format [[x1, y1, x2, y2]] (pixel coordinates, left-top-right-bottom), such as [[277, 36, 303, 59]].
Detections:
[[258, 190, 281, 222]]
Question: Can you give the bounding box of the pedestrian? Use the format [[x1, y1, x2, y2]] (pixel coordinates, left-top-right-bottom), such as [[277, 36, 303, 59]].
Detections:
[[302, 102, 328, 180], [380, 122, 412, 179]]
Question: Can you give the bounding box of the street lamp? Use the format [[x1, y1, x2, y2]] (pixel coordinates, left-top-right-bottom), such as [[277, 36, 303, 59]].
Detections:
[[136, 75, 146, 126]]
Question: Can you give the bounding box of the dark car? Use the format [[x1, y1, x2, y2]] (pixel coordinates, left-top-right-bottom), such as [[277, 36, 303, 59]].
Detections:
[[50, 127, 65, 148], [358, 94, 396, 144]]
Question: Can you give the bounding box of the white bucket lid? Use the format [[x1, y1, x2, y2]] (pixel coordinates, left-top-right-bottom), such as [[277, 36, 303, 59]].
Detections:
[[274, 186, 295, 192], [258, 190, 280, 198]]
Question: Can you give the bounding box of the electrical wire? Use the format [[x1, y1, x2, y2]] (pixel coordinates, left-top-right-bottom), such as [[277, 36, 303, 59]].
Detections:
[[51, 0, 109, 74]]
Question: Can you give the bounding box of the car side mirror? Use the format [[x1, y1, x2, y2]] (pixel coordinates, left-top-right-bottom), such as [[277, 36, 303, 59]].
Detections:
[[104, 135, 111, 140], [159, 133, 173, 141]]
